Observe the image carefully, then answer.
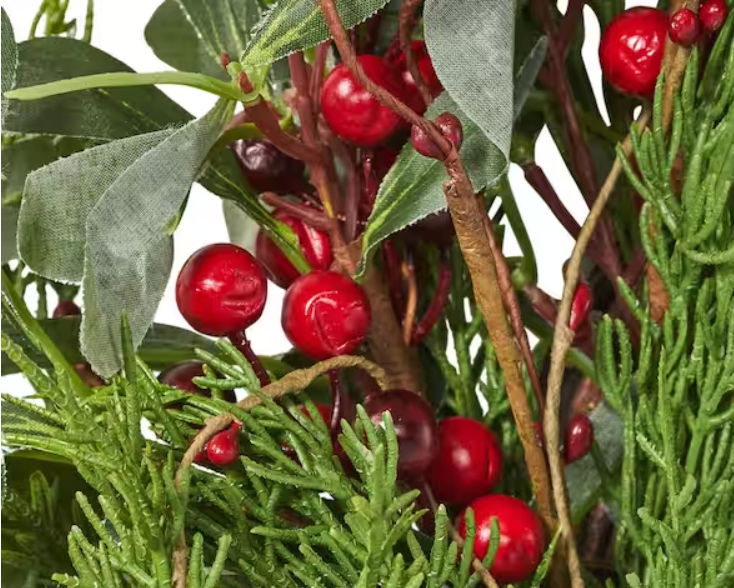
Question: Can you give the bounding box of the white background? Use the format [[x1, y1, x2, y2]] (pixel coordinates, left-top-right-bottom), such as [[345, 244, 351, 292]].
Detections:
[[1, 0, 653, 362]]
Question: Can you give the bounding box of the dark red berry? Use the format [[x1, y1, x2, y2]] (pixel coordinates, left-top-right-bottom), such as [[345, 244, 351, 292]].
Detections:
[[321, 55, 408, 146], [364, 389, 438, 480], [410, 112, 463, 160], [669, 9, 701, 47], [699, 0, 728, 33], [427, 417, 502, 505], [569, 282, 592, 332], [158, 360, 236, 403], [564, 414, 595, 463], [600, 7, 668, 97], [390, 41, 443, 114], [282, 270, 371, 360], [73, 362, 105, 387], [231, 139, 306, 194], [206, 423, 241, 466], [255, 211, 333, 289], [52, 300, 81, 318], [457, 494, 546, 584], [176, 243, 267, 336]]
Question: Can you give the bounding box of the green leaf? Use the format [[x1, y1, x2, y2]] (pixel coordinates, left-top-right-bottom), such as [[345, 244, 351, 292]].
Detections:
[[424, 0, 515, 152], [80, 100, 234, 377], [222, 199, 259, 251], [17, 130, 174, 283], [1, 315, 217, 376], [241, 0, 389, 67], [4, 37, 191, 140], [358, 92, 505, 276], [1, 8, 18, 123], [145, 0, 263, 79]]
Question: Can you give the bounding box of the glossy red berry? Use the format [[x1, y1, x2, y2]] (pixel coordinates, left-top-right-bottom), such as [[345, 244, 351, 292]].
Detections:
[[699, 0, 728, 33], [564, 414, 595, 463], [231, 139, 306, 194], [599, 7, 668, 97], [321, 55, 408, 146], [282, 270, 371, 360], [427, 417, 503, 505], [176, 243, 267, 336], [410, 112, 463, 160], [364, 389, 438, 480], [206, 423, 241, 466], [255, 211, 333, 289], [158, 360, 236, 403], [569, 282, 592, 332], [457, 494, 546, 584], [52, 300, 81, 318], [391, 41, 443, 114], [669, 9, 701, 47]]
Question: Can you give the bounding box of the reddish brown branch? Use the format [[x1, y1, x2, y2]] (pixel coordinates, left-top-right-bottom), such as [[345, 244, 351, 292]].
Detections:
[[383, 241, 406, 319], [260, 192, 336, 232], [229, 331, 271, 387], [558, 0, 585, 58], [522, 161, 581, 239], [309, 42, 330, 111], [411, 251, 452, 345], [398, 0, 432, 107]]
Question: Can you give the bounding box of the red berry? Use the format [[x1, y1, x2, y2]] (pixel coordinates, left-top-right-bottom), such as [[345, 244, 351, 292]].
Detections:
[[52, 300, 81, 318], [158, 360, 236, 403], [569, 282, 592, 332], [231, 139, 306, 194], [73, 362, 105, 387], [321, 55, 408, 146], [364, 389, 438, 480], [699, 0, 728, 33], [282, 270, 371, 360], [457, 494, 546, 584], [600, 7, 668, 97], [427, 417, 503, 505], [299, 402, 332, 425], [669, 9, 701, 47], [410, 112, 463, 160], [255, 211, 333, 289], [176, 243, 267, 336], [391, 41, 443, 114], [206, 423, 241, 466], [564, 414, 595, 463]]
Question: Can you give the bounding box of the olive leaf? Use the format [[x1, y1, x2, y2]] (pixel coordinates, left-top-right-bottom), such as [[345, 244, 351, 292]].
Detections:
[[358, 36, 547, 276], [80, 100, 234, 377], [241, 0, 389, 67], [145, 0, 263, 79]]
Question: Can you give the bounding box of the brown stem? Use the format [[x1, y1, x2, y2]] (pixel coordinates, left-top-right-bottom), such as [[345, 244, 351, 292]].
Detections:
[[411, 251, 452, 345], [383, 241, 406, 319], [524, 283, 559, 325], [544, 110, 650, 588], [398, 0, 432, 108], [319, 123, 361, 239], [421, 483, 499, 588], [309, 42, 330, 111], [260, 192, 335, 232], [483, 217, 545, 414], [401, 252, 418, 345], [228, 331, 271, 387], [557, 0, 585, 59], [522, 161, 581, 239]]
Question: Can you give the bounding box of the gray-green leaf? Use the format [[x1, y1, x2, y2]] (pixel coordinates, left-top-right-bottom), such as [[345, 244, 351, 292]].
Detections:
[[18, 130, 174, 282], [1, 8, 18, 123], [145, 0, 263, 79], [241, 0, 389, 67], [80, 100, 234, 377], [424, 0, 515, 153]]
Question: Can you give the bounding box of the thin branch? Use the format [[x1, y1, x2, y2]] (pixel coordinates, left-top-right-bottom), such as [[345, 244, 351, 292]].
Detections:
[[544, 110, 650, 588], [522, 161, 581, 239], [557, 0, 584, 58], [309, 42, 330, 112], [228, 331, 271, 387], [398, 0, 432, 107], [411, 250, 452, 345], [259, 192, 336, 232], [401, 252, 418, 345]]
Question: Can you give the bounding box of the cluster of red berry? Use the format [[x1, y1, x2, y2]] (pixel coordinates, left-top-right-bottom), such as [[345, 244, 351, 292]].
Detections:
[[600, 2, 728, 97]]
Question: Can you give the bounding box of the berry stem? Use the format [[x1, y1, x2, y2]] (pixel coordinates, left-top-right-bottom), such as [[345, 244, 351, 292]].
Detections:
[[259, 192, 335, 232], [411, 250, 452, 345], [557, 0, 585, 58], [521, 161, 581, 239], [328, 369, 343, 435], [401, 251, 418, 345], [309, 41, 330, 112], [398, 0, 433, 107], [320, 126, 362, 240], [228, 330, 271, 387]]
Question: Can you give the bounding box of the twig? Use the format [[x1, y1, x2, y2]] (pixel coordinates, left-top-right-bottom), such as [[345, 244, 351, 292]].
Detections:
[[483, 217, 545, 413], [422, 483, 499, 588], [319, 123, 361, 239], [522, 161, 581, 239], [259, 192, 336, 232], [317, 0, 554, 529], [309, 42, 330, 112], [398, 0, 432, 107], [401, 252, 418, 345], [544, 110, 650, 588], [557, 0, 585, 58], [411, 250, 452, 345], [228, 331, 271, 387]]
